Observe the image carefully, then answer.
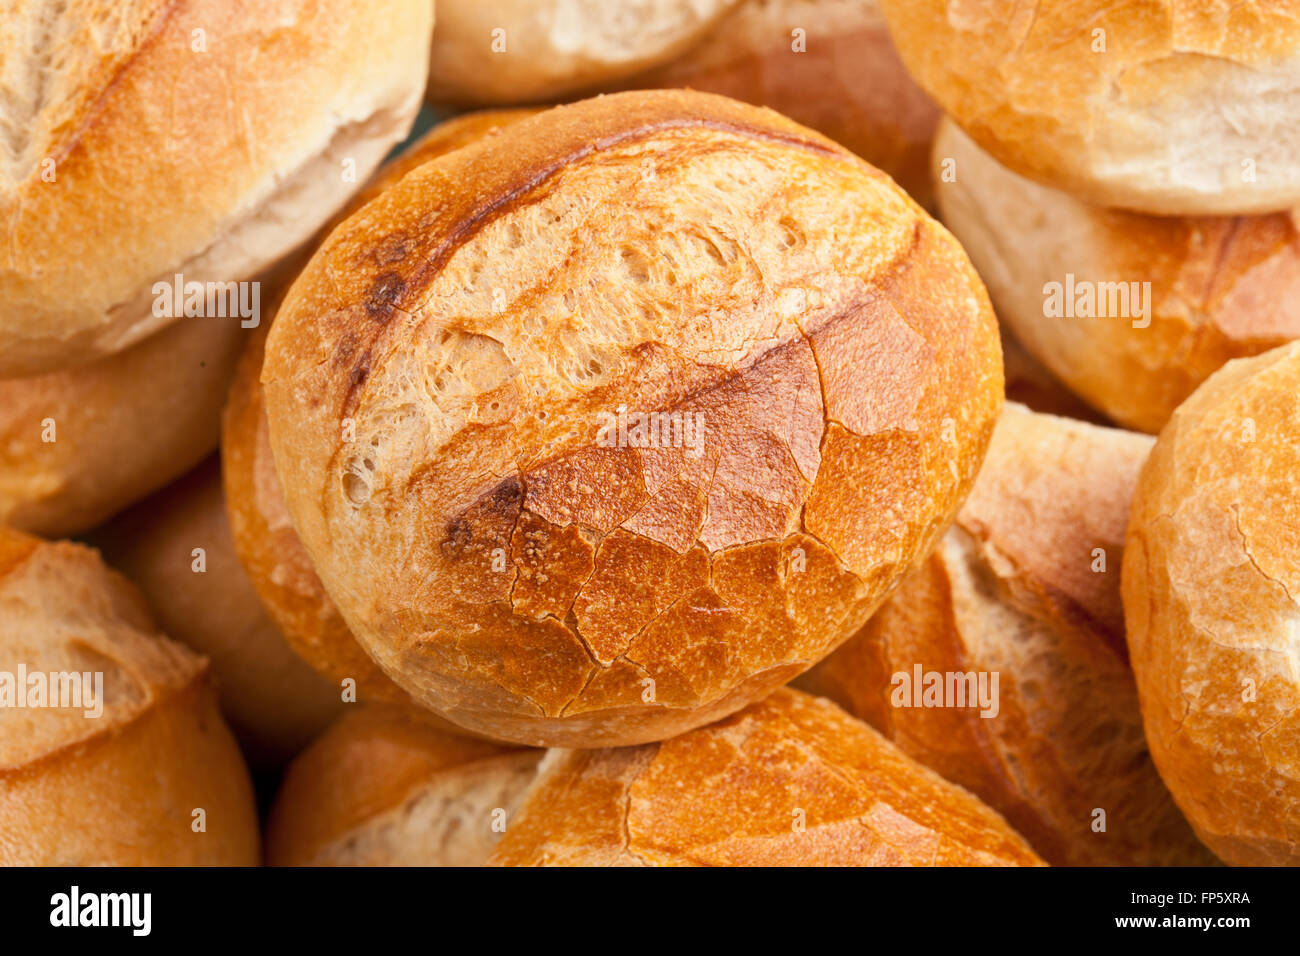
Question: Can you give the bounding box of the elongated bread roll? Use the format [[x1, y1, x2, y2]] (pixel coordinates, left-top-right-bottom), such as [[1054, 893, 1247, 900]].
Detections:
[[490, 688, 1044, 866], [262, 90, 1004, 747]]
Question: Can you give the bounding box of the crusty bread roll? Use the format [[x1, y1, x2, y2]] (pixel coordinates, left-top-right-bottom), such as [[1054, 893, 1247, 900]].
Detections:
[[1123, 341, 1300, 865], [882, 0, 1300, 215], [0, 0, 432, 378], [934, 118, 1300, 434], [0, 308, 245, 537], [0, 528, 259, 864], [490, 688, 1043, 865], [426, 0, 740, 104], [262, 90, 1004, 747], [798, 404, 1215, 866], [266, 705, 542, 866], [628, 0, 940, 206], [92, 458, 342, 768], [223, 110, 537, 707]]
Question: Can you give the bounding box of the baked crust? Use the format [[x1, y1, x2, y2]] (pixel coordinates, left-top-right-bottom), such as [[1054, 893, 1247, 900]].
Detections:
[[934, 118, 1300, 433], [426, 0, 741, 104], [0, 528, 258, 865], [92, 458, 342, 767], [1123, 341, 1300, 865], [489, 688, 1043, 866], [629, 0, 940, 205], [799, 404, 1216, 866], [883, 0, 1300, 214], [223, 111, 539, 710], [266, 705, 541, 866], [0, 0, 431, 376], [262, 90, 1004, 747]]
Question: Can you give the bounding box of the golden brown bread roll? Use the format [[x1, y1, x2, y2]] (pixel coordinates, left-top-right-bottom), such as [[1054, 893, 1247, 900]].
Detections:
[[0, 312, 245, 536], [91, 458, 342, 768], [1123, 341, 1300, 865], [425, 0, 741, 104], [933, 118, 1300, 434], [223, 110, 538, 708], [0, 0, 431, 378], [266, 705, 542, 866], [262, 90, 1004, 747], [490, 688, 1044, 866], [0, 528, 259, 865], [882, 0, 1300, 215], [628, 0, 941, 206], [798, 404, 1215, 866]]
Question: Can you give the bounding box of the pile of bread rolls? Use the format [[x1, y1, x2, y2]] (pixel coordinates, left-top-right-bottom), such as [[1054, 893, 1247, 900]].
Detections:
[[1, 0, 1294, 868]]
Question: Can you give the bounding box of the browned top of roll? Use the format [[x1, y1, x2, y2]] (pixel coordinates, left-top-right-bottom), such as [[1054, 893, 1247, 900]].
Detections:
[[490, 688, 1043, 866], [262, 89, 1003, 746]]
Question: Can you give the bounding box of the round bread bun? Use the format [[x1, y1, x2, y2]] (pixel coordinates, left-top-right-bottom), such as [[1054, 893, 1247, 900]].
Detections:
[[1123, 341, 1300, 865], [261, 90, 1004, 748], [0, 309, 246, 538], [882, 0, 1300, 215], [223, 110, 538, 708], [0, 0, 432, 378], [490, 688, 1043, 865], [0, 528, 259, 865], [91, 458, 342, 768], [798, 403, 1215, 866], [425, 0, 741, 105], [627, 0, 941, 206], [266, 705, 542, 866], [934, 118, 1300, 434]]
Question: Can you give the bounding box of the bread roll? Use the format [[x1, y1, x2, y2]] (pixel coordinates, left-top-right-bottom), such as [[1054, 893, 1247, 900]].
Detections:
[[223, 111, 537, 707], [0, 0, 432, 377], [262, 90, 1004, 747], [91, 458, 342, 768], [799, 404, 1215, 866], [629, 0, 941, 206], [882, 0, 1300, 215], [0, 529, 259, 865], [0, 309, 245, 537], [934, 118, 1300, 434], [426, 0, 740, 104], [1123, 341, 1300, 865], [266, 705, 542, 866], [490, 688, 1043, 865]]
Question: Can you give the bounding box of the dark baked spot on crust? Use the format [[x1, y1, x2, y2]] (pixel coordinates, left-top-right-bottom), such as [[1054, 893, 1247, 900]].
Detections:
[[365, 272, 406, 320], [349, 350, 372, 392], [442, 476, 525, 560]]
